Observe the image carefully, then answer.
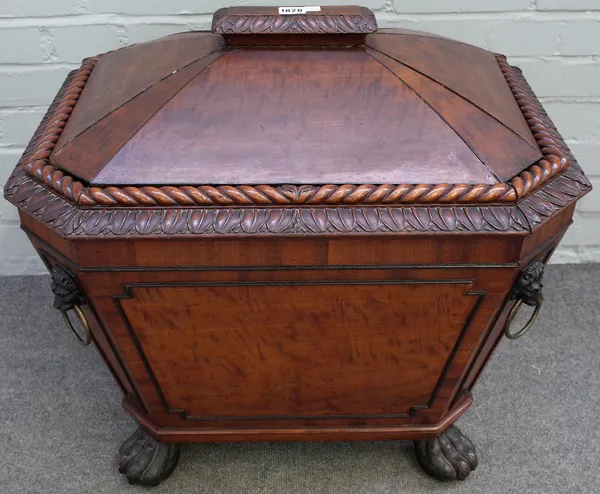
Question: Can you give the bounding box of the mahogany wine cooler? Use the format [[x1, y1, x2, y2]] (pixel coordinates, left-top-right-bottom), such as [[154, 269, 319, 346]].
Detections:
[[3, 5, 592, 487]]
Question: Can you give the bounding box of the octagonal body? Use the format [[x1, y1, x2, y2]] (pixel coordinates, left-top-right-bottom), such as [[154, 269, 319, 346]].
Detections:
[[3, 6, 591, 442]]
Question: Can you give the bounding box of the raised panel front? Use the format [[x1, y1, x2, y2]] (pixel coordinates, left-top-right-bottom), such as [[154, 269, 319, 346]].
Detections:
[[116, 280, 481, 421]]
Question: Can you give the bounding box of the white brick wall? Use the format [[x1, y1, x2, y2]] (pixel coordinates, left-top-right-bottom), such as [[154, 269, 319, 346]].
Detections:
[[537, 0, 599, 11], [0, 150, 42, 274], [0, 1, 599, 274], [50, 25, 123, 63], [393, 0, 533, 13]]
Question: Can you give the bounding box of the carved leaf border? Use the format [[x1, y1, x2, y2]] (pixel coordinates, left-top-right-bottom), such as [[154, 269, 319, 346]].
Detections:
[[211, 7, 378, 35], [4, 165, 590, 238]]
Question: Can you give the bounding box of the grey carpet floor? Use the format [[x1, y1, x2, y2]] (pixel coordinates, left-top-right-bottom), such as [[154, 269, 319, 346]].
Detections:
[[1, 264, 599, 494]]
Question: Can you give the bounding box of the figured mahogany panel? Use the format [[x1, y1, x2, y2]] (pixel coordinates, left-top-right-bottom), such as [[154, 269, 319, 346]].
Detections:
[[54, 33, 225, 153], [365, 33, 538, 149], [100, 48, 493, 186], [116, 281, 480, 419]]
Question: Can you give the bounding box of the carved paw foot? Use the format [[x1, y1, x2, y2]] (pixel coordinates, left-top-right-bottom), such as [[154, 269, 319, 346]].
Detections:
[[117, 427, 181, 487], [414, 425, 478, 481]]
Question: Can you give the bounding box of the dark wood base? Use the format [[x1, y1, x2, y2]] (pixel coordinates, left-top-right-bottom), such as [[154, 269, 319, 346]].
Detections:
[[117, 427, 181, 487], [414, 425, 478, 481], [122, 394, 474, 443]]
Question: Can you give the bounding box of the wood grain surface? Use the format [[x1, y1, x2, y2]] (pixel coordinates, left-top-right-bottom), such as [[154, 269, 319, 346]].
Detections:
[[365, 33, 538, 148], [54, 33, 224, 153], [117, 281, 479, 419], [12, 41, 582, 208], [17, 183, 576, 440], [100, 49, 490, 186], [2, 6, 592, 446]]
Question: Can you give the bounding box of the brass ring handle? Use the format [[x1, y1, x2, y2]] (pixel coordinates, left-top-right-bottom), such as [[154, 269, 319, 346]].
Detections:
[[504, 298, 543, 340], [61, 305, 91, 346]]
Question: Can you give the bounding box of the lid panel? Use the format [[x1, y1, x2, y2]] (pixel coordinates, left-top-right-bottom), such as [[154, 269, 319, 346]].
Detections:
[[54, 33, 224, 152], [12, 15, 586, 217], [365, 33, 539, 149], [96, 49, 494, 186], [365, 47, 542, 181], [52, 52, 224, 182]]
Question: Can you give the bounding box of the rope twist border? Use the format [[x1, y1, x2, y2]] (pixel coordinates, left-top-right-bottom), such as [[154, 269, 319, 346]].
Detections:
[[22, 51, 569, 207]]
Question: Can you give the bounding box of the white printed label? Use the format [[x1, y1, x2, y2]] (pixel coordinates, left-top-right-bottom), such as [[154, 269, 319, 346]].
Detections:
[[278, 6, 321, 15]]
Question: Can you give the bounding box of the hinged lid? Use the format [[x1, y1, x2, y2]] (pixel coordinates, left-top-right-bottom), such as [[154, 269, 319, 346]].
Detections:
[[6, 5, 591, 226]]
